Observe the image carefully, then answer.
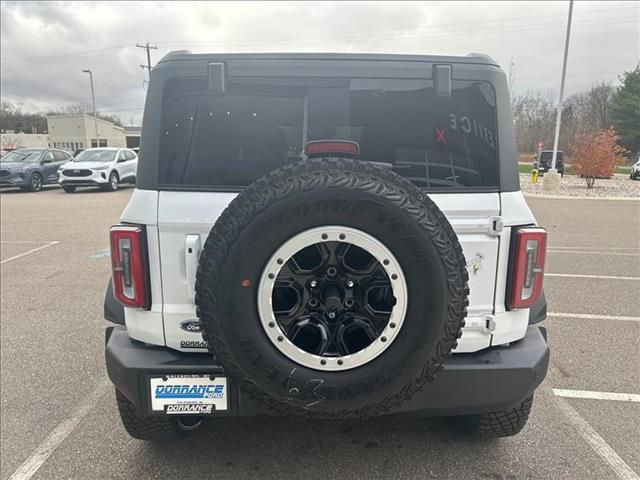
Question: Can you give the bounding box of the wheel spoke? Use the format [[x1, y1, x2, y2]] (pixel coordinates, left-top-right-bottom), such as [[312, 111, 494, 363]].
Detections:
[[335, 315, 379, 355]]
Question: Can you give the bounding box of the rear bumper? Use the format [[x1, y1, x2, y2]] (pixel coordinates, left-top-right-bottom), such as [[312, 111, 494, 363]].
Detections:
[[106, 325, 549, 418]]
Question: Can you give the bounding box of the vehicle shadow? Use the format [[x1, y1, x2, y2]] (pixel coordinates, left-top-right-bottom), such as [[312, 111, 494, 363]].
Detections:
[[59, 185, 135, 194], [129, 414, 497, 479], [0, 186, 58, 194], [0, 185, 135, 195]]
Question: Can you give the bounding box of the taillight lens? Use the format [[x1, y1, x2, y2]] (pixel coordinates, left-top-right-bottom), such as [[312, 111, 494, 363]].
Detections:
[[304, 140, 360, 157], [109, 225, 149, 309], [508, 227, 547, 309]]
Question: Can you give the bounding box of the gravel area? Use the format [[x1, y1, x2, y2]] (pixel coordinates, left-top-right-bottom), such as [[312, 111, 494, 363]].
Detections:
[[520, 173, 640, 198]]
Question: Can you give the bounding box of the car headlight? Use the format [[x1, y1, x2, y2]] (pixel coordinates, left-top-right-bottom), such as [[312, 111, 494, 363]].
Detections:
[[93, 164, 109, 171]]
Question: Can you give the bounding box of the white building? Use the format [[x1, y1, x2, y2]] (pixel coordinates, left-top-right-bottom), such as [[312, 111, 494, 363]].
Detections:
[[0, 132, 49, 149], [124, 126, 141, 149], [47, 114, 126, 152]]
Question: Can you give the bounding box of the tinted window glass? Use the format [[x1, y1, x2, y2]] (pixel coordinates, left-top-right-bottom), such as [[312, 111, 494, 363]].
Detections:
[[53, 151, 69, 161], [158, 77, 498, 190], [539, 151, 563, 163]]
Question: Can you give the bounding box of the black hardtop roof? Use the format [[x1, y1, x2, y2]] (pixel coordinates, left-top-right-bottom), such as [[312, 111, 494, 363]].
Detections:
[[158, 50, 499, 66]]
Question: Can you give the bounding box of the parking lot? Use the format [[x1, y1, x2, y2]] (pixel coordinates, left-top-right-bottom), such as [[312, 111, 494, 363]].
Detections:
[[1, 186, 638, 480]]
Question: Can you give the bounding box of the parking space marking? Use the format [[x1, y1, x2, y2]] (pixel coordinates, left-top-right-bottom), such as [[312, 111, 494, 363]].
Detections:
[[0, 240, 59, 244], [547, 249, 640, 256], [545, 273, 640, 281], [553, 389, 640, 402], [547, 312, 640, 323], [554, 396, 640, 480], [8, 379, 110, 480], [0, 241, 59, 265], [549, 246, 639, 251]]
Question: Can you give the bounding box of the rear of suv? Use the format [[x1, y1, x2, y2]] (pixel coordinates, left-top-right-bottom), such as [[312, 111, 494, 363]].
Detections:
[[534, 149, 565, 176], [104, 52, 549, 440]]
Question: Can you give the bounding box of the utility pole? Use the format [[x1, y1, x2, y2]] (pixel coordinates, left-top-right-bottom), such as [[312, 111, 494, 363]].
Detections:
[[82, 69, 99, 146], [508, 54, 515, 92], [137, 42, 157, 83], [543, 0, 574, 192]]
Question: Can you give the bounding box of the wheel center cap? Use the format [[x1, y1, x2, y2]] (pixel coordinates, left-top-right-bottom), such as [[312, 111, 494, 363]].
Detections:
[[323, 284, 343, 311]]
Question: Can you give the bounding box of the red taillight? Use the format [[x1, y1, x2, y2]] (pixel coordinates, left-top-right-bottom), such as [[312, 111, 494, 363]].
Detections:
[[304, 140, 360, 157], [109, 225, 149, 309], [508, 227, 547, 309]]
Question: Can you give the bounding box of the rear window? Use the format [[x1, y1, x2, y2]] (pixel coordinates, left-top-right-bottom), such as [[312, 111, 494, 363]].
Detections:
[[158, 76, 499, 190], [539, 151, 563, 163]]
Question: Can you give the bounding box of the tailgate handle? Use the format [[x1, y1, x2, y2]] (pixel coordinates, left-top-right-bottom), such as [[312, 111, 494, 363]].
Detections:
[[185, 234, 202, 302]]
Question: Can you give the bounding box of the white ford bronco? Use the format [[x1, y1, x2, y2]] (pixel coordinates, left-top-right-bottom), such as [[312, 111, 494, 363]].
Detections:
[[104, 52, 549, 441]]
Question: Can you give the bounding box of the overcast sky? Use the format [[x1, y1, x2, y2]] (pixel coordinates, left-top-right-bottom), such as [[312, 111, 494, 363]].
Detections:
[[1, 1, 638, 125]]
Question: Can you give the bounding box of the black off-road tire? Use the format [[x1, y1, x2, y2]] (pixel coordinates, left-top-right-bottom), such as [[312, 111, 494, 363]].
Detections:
[[62, 185, 76, 193], [455, 395, 534, 438], [115, 389, 188, 441], [195, 158, 469, 420]]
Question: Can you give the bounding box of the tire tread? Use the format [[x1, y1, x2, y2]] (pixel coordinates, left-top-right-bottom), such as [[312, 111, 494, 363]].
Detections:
[[195, 158, 469, 419], [115, 389, 186, 441]]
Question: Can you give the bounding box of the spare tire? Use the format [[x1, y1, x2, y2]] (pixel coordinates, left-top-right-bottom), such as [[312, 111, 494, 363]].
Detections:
[[195, 158, 468, 419]]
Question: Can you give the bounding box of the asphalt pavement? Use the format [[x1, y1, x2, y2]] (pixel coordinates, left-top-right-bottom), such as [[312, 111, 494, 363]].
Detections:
[[1, 186, 638, 480]]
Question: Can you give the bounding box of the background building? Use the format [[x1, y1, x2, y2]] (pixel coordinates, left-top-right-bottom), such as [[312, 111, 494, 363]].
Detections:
[[47, 114, 126, 152], [0, 131, 49, 149], [124, 126, 141, 148]]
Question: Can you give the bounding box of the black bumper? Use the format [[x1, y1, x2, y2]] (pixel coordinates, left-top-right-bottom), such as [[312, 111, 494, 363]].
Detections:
[[59, 179, 103, 186], [0, 179, 29, 188], [106, 325, 549, 418]]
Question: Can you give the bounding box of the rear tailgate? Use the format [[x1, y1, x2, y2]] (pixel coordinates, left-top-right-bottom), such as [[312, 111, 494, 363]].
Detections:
[[157, 191, 502, 353]]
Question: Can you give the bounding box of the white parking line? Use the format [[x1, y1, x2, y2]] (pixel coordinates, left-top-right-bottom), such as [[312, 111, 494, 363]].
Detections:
[[545, 273, 640, 281], [0, 241, 59, 265], [548, 249, 640, 256], [0, 240, 59, 244], [554, 396, 640, 480], [549, 246, 639, 251], [547, 312, 640, 323], [8, 380, 110, 480], [553, 389, 640, 402]]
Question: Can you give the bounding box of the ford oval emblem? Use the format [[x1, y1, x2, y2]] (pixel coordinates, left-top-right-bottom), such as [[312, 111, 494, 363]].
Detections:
[[180, 319, 202, 333]]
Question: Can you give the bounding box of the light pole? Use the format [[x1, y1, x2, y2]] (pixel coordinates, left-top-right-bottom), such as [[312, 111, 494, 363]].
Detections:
[[543, 0, 574, 192], [82, 69, 100, 147]]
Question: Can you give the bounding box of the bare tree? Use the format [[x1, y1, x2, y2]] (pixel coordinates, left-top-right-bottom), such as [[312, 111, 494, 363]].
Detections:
[[512, 82, 615, 157], [511, 91, 556, 153]]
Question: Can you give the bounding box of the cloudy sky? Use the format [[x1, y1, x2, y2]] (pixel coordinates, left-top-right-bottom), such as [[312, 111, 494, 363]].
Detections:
[[1, 1, 638, 125]]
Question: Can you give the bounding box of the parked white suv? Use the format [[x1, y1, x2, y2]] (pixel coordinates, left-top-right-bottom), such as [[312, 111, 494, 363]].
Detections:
[[58, 147, 137, 192], [104, 52, 550, 441], [631, 155, 640, 181]]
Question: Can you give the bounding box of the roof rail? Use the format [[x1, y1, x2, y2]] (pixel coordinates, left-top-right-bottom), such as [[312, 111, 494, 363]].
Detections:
[[158, 50, 193, 63], [466, 52, 498, 64]]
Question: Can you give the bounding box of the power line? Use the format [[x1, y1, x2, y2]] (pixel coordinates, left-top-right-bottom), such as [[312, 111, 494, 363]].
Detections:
[[156, 16, 638, 49], [2, 45, 130, 66], [2, 6, 635, 67], [155, 6, 638, 47], [96, 95, 146, 109]]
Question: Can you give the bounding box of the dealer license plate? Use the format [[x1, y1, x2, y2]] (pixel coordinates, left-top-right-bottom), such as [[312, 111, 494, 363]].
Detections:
[[149, 375, 228, 415]]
